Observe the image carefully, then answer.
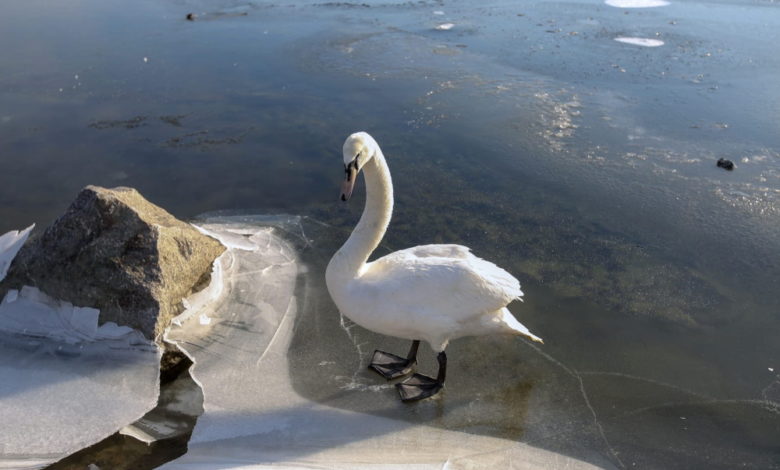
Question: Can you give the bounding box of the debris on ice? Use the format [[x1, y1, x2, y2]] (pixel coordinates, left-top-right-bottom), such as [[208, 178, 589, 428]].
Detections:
[[615, 37, 665, 47]]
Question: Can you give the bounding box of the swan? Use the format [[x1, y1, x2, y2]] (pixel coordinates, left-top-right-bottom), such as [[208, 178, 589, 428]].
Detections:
[[325, 132, 543, 402]]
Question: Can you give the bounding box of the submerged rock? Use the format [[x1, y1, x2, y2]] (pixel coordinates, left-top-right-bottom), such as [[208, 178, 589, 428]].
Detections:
[[1, 186, 224, 340]]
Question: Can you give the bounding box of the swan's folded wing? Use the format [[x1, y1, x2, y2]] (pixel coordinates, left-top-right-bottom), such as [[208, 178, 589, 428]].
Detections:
[[364, 246, 523, 321], [463, 255, 524, 303]]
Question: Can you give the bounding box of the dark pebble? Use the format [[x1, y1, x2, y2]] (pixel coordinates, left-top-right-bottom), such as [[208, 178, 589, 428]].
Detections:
[[716, 158, 734, 170]]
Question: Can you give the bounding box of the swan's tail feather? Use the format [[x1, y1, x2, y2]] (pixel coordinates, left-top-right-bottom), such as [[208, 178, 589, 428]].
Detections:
[[499, 308, 543, 344]]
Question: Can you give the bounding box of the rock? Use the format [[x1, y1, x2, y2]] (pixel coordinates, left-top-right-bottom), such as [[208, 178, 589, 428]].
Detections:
[[1, 186, 224, 341], [717, 158, 734, 170]]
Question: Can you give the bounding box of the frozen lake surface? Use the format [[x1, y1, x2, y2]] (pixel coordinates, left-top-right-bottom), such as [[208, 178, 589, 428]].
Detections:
[[0, 0, 779, 468], [161, 215, 606, 469]]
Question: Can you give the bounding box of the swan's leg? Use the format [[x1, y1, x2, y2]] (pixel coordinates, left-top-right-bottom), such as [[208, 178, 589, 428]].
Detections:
[[369, 340, 419, 380], [396, 351, 446, 402]]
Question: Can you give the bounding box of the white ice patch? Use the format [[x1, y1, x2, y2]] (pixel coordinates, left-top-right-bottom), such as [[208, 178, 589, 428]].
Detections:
[[0, 224, 34, 282], [435, 23, 455, 31], [605, 0, 670, 7], [0, 292, 159, 469], [615, 37, 665, 47], [159, 216, 601, 470]]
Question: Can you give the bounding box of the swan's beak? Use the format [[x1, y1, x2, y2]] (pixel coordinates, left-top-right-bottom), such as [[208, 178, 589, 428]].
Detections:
[[340, 164, 358, 201]]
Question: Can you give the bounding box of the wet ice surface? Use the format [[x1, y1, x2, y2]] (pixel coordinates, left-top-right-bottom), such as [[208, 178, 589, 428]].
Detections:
[[1, 0, 780, 468], [160, 216, 779, 469], [161, 216, 607, 469]]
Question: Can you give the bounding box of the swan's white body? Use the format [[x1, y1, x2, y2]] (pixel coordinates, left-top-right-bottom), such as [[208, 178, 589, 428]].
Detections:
[[326, 132, 542, 353]]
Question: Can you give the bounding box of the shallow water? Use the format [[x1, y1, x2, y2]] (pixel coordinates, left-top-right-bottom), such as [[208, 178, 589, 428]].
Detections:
[[1, 0, 779, 468]]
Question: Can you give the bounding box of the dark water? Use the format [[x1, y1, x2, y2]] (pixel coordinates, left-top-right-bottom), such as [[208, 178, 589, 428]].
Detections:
[[2, 0, 779, 468]]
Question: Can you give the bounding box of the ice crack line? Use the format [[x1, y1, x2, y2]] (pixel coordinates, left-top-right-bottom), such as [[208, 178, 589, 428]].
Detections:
[[526, 342, 626, 470], [579, 371, 711, 400], [339, 313, 370, 386], [760, 375, 780, 414], [254, 296, 297, 367], [619, 398, 780, 419]]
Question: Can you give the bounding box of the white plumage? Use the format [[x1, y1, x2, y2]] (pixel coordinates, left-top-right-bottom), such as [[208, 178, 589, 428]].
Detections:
[[345, 244, 541, 352], [326, 132, 542, 400]]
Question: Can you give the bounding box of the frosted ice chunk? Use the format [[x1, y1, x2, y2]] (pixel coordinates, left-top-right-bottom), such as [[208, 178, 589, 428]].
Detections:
[[435, 23, 455, 31], [0, 287, 146, 344], [615, 37, 665, 47], [0, 224, 34, 281]]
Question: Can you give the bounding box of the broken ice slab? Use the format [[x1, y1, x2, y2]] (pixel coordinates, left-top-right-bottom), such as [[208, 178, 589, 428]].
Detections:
[[160, 216, 604, 469], [0, 286, 144, 345], [0, 286, 160, 469], [0, 224, 34, 281]]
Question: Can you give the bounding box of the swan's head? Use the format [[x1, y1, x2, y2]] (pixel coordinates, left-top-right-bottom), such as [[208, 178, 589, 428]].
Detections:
[[340, 131, 378, 201]]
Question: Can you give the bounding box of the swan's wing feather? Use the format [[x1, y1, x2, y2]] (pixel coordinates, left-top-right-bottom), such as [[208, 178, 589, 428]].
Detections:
[[464, 255, 524, 302], [404, 244, 472, 259], [364, 245, 523, 320]]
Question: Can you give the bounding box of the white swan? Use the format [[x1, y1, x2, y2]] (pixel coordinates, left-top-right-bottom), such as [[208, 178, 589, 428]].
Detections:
[[326, 132, 543, 402]]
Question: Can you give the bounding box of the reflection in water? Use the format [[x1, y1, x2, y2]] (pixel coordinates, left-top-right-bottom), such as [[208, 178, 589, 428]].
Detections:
[[1, 0, 779, 467]]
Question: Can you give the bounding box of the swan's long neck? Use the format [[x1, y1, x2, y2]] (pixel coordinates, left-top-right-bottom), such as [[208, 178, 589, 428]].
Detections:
[[330, 149, 393, 280]]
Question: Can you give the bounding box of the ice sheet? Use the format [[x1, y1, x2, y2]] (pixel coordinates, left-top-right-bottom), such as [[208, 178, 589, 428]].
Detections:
[[0, 251, 160, 468], [161, 216, 603, 470], [0, 224, 34, 282], [0, 334, 159, 469]]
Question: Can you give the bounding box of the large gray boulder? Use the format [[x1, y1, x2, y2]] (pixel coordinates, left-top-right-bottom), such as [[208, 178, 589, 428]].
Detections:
[[1, 186, 225, 340]]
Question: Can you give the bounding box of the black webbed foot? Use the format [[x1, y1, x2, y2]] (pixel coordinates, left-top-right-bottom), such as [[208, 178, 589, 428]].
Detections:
[[396, 350, 447, 402], [369, 350, 416, 380], [396, 373, 443, 402]]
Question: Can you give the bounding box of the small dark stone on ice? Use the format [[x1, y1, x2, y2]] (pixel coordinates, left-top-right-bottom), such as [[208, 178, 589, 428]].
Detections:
[[186, 13, 196, 20], [717, 158, 734, 170]]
